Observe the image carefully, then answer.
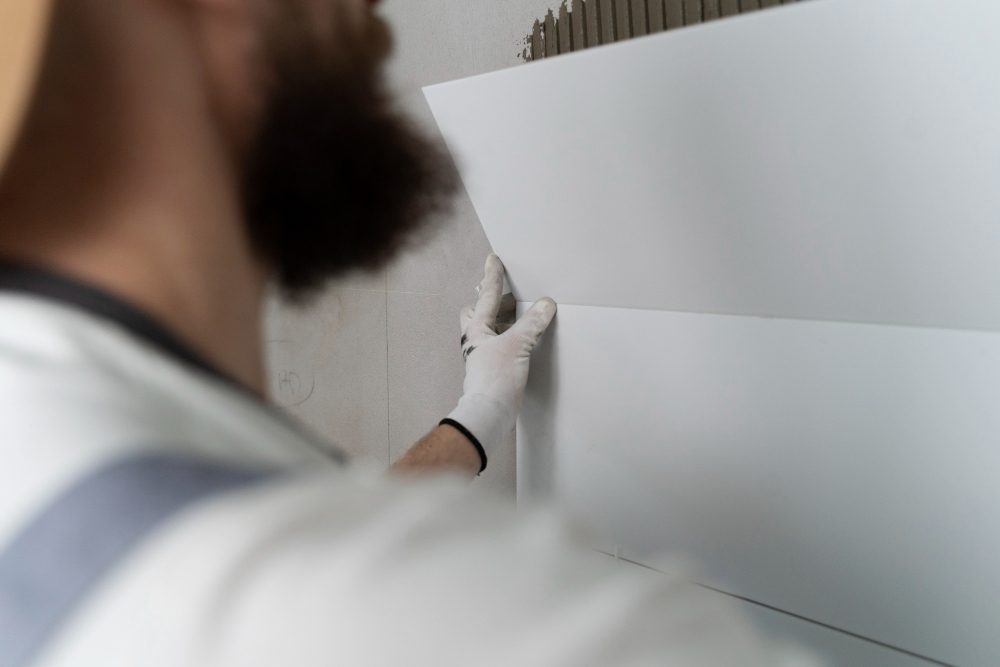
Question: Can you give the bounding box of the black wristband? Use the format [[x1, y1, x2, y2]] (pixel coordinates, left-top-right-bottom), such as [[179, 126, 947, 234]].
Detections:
[[439, 418, 487, 473]]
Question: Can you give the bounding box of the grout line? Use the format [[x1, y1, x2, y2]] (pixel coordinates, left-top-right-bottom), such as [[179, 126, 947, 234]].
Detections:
[[385, 268, 390, 468], [514, 299, 1000, 336], [526, 0, 806, 59], [595, 550, 956, 667], [694, 582, 958, 667]]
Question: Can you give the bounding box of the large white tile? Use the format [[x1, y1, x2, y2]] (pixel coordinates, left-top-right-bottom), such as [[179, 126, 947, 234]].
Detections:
[[425, 0, 1000, 332], [264, 286, 389, 468], [519, 302, 1000, 666], [614, 557, 941, 667]]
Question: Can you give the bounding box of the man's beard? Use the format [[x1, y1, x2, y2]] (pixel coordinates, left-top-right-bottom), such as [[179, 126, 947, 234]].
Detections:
[[241, 19, 456, 299]]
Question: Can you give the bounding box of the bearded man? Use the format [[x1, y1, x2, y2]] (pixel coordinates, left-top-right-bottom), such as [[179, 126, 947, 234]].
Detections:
[[0, 1, 806, 665]]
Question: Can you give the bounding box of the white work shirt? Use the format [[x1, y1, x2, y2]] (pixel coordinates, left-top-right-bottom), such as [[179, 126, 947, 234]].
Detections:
[[0, 266, 815, 666]]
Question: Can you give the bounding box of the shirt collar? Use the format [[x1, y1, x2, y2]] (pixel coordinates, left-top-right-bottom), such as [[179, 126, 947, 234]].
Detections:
[[0, 261, 235, 387], [0, 260, 347, 464]]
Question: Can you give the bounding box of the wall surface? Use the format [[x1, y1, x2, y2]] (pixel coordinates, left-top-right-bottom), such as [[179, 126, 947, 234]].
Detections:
[[259, 2, 958, 662], [262, 0, 806, 500], [264, 0, 560, 498], [425, 2, 1000, 663]]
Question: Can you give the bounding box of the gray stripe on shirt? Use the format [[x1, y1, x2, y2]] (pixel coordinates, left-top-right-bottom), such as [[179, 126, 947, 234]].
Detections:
[[0, 454, 275, 667]]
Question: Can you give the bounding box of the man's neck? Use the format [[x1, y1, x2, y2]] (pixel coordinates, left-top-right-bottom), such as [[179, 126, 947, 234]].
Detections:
[[0, 191, 272, 395], [0, 0, 270, 393]]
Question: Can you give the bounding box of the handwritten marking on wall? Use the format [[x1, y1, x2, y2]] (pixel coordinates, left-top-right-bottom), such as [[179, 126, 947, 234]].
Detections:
[[267, 340, 316, 407]]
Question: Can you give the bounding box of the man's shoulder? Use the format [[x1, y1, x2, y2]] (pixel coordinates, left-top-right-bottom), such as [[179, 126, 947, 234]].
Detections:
[[0, 294, 338, 550], [33, 468, 807, 667]]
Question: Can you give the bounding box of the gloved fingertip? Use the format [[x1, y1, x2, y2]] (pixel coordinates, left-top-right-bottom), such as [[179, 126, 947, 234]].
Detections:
[[474, 256, 505, 313], [532, 297, 558, 324], [484, 254, 504, 280], [507, 297, 557, 343]]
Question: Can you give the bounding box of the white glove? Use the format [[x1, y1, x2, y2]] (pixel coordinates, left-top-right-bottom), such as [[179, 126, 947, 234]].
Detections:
[[442, 254, 557, 471]]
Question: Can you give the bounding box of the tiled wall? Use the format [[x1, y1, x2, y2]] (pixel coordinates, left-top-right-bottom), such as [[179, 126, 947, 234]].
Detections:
[[525, 0, 805, 59], [264, 0, 562, 499], [263, 0, 806, 498]]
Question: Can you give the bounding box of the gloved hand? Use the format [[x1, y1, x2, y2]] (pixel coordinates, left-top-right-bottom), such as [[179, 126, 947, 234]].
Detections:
[[442, 254, 557, 472]]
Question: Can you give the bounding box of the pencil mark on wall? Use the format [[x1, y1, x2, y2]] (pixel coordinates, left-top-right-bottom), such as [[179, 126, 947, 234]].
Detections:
[[267, 340, 316, 407], [522, 0, 805, 61]]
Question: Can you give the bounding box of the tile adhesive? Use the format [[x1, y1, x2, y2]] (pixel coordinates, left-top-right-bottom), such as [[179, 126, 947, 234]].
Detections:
[[520, 0, 805, 61]]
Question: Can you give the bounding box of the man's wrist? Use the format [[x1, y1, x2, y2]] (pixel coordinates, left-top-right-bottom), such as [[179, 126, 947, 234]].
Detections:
[[438, 418, 487, 473], [445, 393, 513, 462]]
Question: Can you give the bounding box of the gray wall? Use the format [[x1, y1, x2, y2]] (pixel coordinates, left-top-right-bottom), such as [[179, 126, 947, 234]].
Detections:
[[264, 0, 558, 499]]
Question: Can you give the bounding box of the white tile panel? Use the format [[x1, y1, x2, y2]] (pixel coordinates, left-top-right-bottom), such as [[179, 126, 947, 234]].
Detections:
[[518, 303, 1000, 666], [425, 0, 1000, 331], [425, 1, 1000, 663], [616, 556, 941, 667]]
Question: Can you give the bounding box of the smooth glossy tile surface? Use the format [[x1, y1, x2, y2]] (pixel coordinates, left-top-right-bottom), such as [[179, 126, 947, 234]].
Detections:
[[615, 558, 940, 667], [739, 600, 945, 667], [425, 0, 1000, 332], [519, 302, 1000, 666]]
